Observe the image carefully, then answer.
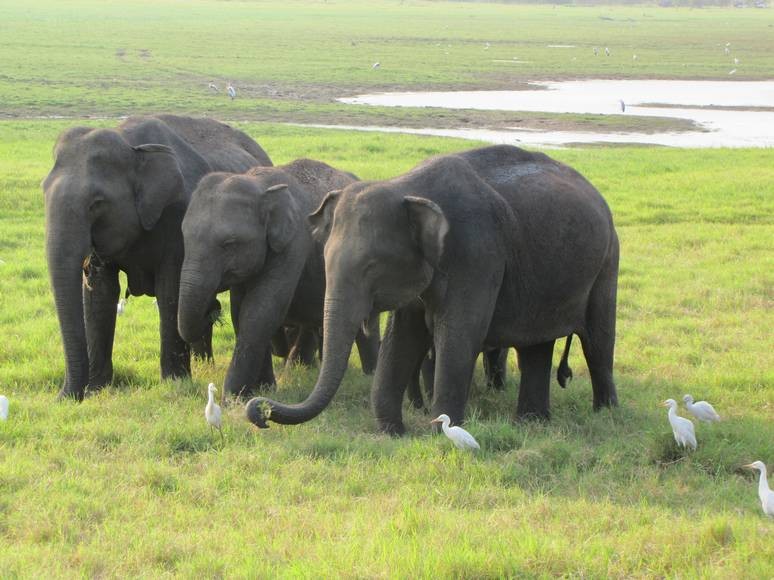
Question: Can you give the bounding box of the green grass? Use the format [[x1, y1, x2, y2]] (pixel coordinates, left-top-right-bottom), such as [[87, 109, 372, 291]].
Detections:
[[1, 0, 773, 130], [0, 120, 773, 576], [1, 0, 773, 575]]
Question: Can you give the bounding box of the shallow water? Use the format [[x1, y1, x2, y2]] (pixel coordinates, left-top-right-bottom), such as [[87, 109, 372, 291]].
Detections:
[[336, 80, 774, 147]]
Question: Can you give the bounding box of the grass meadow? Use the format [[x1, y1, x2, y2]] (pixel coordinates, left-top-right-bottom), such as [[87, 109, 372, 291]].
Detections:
[[1, 0, 773, 577]]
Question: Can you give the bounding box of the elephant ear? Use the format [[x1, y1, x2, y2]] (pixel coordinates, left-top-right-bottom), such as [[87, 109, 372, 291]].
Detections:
[[132, 144, 185, 230], [262, 183, 299, 253], [308, 190, 341, 243], [404, 196, 449, 270]]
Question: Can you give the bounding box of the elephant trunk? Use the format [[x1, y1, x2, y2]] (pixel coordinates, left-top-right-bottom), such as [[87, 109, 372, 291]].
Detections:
[[46, 203, 91, 400], [177, 261, 218, 345], [246, 296, 362, 427]]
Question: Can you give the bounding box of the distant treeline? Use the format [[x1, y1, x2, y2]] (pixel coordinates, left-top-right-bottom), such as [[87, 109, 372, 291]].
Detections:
[[438, 0, 769, 6]]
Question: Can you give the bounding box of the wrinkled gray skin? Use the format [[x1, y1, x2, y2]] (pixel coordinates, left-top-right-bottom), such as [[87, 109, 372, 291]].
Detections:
[[247, 145, 618, 434], [178, 159, 380, 397], [43, 115, 271, 400]]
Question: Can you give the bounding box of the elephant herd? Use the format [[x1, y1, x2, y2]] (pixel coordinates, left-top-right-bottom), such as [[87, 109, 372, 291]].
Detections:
[[43, 114, 619, 435]]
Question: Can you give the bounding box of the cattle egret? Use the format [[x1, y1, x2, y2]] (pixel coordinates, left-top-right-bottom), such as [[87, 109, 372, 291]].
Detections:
[[372, 62, 380, 69], [724, 46, 730, 55], [117, 298, 127, 315], [205, 383, 223, 442], [208, 82, 219, 92], [683, 394, 721, 423], [605, 47, 610, 56], [227, 83, 236, 100], [431, 414, 480, 451], [484, 42, 490, 50], [743, 461, 774, 517], [729, 69, 737, 75], [619, 99, 626, 112], [0, 395, 8, 421], [593, 47, 599, 56], [633, 54, 638, 60], [734, 57, 739, 65], [662, 399, 697, 450]]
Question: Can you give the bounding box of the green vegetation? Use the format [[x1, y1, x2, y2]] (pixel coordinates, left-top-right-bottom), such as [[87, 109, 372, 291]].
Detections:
[[1, 0, 773, 576], [1, 0, 773, 131], [1, 120, 772, 576]]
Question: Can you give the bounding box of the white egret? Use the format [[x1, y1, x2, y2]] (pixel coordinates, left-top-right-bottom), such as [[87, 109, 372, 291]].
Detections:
[[372, 62, 380, 69], [729, 69, 737, 75], [0, 395, 8, 421], [593, 47, 599, 56], [743, 461, 774, 517], [208, 82, 219, 92], [431, 414, 480, 451], [117, 298, 127, 315], [683, 394, 720, 423], [205, 383, 223, 442], [633, 54, 638, 61], [619, 99, 626, 112], [662, 399, 697, 450], [484, 42, 490, 50], [605, 47, 610, 56], [227, 83, 236, 100]]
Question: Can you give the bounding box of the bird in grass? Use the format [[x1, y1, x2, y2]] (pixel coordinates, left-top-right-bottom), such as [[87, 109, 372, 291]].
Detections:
[[729, 69, 737, 75], [734, 57, 739, 65], [431, 414, 480, 451], [743, 461, 774, 517], [372, 62, 380, 69], [117, 298, 127, 315], [619, 99, 626, 112], [226, 83, 236, 100], [683, 394, 721, 423], [205, 383, 223, 442], [208, 82, 219, 93], [0, 395, 8, 421], [593, 46, 599, 56], [605, 46, 610, 56], [484, 42, 490, 50], [632, 54, 638, 61], [662, 399, 697, 450]]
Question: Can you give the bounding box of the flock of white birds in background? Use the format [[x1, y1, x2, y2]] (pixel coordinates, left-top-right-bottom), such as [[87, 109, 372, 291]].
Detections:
[[207, 81, 237, 100], [661, 394, 721, 451]]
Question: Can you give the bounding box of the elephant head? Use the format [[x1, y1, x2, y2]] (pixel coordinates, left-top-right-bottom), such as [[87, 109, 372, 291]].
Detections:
[[43, 126, 185, 399], [177, 172, 300, 346], [246, 182, 448, 427]]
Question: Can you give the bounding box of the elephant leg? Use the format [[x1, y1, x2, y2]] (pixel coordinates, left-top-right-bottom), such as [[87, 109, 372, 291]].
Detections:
[[355, 314, 380, 375], [372, 306, 431, 435], [272, 327, 292, 359], [190, 298, 219, 362], [580, 258, 618, 410], [287, 326, 319, 367], [483, 347, 508, 390], [156, 259, 191, 381], [515, 340, 555, 420], [420, 346, 435, 401], [84, 257, 120, 390], [406, 348, 428, 410]]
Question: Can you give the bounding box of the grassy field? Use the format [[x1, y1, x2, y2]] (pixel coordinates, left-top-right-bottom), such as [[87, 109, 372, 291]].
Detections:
[[1, 0, 774, 577], [1, 120, 772, 576], [1, 0, 773, 133]]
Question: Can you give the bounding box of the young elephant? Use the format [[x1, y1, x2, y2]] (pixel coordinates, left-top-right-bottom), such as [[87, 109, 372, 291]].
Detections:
[[43, 115, 272, 400], [247, 145, 618, 434], [178, 159, 380, 397]]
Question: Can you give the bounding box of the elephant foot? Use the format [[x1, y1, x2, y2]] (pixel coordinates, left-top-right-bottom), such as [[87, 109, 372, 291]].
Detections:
[[57, 386, 85, 402], [592, 391, 619, 410], [377, 420, 406, 437]]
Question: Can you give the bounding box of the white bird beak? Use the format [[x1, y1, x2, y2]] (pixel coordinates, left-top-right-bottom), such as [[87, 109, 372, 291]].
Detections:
[[742, 463, 755, 469], [430, 419, 440, 424]]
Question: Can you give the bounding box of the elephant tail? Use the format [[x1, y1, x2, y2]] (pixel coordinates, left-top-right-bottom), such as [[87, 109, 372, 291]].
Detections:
[[557, 335, 573, 388]]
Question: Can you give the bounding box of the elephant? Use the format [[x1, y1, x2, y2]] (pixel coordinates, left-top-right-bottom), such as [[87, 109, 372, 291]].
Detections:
[[43, 115, 272, 400], [177, 159, 380, 398], [247, 145, 618, 434]]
